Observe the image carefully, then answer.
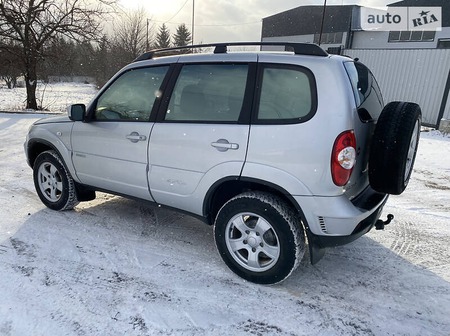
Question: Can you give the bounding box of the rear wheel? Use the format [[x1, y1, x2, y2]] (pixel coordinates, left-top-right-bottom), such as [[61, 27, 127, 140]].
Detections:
[[214, 192, 305, 284], [369, 102, 421, 195], [33, 150, 79, 210]]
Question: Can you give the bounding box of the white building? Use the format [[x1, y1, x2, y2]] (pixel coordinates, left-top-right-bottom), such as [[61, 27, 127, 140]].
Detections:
[[261, 0, 450, 129]]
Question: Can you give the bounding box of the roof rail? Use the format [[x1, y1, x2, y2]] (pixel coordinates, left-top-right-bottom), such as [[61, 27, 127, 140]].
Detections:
[[133, 42, 328, 62]]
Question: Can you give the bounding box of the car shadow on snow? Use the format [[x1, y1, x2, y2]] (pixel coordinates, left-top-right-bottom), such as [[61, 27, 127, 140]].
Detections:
[[1, 194, 450, 335]]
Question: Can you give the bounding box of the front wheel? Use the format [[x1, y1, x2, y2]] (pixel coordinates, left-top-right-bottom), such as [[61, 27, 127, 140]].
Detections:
[[33, 150, 79, 211], [214, 192, 305, 284]]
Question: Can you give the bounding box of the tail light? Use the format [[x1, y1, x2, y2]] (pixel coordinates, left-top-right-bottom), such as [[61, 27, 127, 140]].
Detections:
[[331, 130, 356, 186]]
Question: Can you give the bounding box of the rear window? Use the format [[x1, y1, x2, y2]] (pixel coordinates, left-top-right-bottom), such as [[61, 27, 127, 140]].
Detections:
[[255, 64, 317, 124]]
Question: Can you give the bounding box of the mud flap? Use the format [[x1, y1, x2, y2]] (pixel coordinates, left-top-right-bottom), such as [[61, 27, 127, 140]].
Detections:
[[305, 230, 326, 265], [309, 241, 326, 265]]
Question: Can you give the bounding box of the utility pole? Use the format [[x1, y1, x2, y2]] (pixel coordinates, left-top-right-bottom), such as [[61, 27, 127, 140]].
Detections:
[[192, 0, 195, 46], [146, 18, 150, 50], [318, 0, 327, 46]]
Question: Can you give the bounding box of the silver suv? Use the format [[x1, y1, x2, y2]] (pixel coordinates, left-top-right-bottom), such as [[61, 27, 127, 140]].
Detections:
[[24, 42, 421, 284]]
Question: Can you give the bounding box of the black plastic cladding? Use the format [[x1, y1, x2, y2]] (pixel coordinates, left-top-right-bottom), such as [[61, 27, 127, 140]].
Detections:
[[133, 42, 328, 62]]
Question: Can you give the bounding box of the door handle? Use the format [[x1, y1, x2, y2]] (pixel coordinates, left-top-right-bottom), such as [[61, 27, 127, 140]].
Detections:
[[211, 139, 239, 152], [126, 132, 147, 143]]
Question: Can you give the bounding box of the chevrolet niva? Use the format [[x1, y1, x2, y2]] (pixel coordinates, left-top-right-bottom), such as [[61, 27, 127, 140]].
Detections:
[[24, 42, 421, 284]]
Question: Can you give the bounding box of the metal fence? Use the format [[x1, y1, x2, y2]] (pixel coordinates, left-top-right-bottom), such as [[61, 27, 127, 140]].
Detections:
[[343, 48, 450, 128]]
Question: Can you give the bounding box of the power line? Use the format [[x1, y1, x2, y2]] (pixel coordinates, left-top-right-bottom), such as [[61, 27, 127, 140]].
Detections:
[[192, 21, 262, 27], [163, 0, 190, 24], [152, 19, 261, 27]]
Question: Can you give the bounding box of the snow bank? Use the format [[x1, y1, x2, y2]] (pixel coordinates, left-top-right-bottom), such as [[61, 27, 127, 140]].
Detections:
[[0, 82, 98, 114]]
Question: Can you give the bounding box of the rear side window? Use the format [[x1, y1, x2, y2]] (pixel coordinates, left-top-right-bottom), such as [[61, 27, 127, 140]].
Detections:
[[344, 62, 363, 106], [344, 62, 383, 107], [164, 64, 248, 122], [256, 65, 316, 123], [344, 61, 384, 121]]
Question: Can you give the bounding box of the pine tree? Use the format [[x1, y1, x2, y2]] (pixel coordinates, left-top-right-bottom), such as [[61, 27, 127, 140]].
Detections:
[[173, 23, 192, 47], [154, 24, 171, 49]]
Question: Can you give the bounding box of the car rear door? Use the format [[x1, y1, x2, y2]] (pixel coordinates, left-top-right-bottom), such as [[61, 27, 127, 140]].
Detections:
[[148, 55, 257, 215], [344, 61, 384, 198]]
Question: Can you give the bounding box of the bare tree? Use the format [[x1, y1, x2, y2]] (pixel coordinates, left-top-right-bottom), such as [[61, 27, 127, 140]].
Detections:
[[93, 34, 114, 87], [112, 7, 151, 65], [0, 0, 117, 110], [0, 43, 21, 88]]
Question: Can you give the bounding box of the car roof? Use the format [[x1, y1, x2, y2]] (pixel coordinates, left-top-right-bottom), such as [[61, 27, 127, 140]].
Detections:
[[133, 42, 329, 62]]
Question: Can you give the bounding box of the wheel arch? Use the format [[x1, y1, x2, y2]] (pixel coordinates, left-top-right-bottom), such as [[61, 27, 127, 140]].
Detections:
[[27, 139, 61, 168], [204, 177, 327, 265], [32, 149, 80, 210], [27, 139, 95, 202], [203, 177, 308, 227]]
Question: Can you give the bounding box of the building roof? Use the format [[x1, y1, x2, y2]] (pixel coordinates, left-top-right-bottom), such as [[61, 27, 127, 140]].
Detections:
[[389, 0, 446, 6], [262, 5, 356, 38], [262, 0, 449, 39]]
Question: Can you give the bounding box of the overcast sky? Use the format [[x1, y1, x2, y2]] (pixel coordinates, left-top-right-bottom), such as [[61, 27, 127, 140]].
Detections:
[[119, 0, 394, 44]]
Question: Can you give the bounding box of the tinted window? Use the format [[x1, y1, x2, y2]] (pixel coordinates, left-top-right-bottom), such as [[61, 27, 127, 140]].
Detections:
[[257, 66, 314, 122], [165, 64, 248, 122], [388, 31, 401, 41], [344, 62, 362, 106], [313, 32, 344, 44], [95, 66, 168, 121], [344, 61, 384, 120], [388, 30, 436, 42], [345, 61, 374, 106], [422, 31, 436, 41]]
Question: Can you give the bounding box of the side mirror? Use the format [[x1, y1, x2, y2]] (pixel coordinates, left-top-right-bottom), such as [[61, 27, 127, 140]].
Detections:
[[68, 104, 86, 121]]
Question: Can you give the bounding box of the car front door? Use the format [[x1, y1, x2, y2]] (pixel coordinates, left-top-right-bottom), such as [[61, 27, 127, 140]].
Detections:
[[149, 56, 256, 215], [71, 65, 170, 201]]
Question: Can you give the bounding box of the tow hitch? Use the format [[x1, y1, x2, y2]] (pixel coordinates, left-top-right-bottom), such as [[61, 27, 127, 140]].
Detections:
[[375, 214, 394, 230]]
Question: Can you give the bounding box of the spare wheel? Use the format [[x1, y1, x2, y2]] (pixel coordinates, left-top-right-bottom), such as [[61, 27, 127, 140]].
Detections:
[[369, 101, 421, 195]]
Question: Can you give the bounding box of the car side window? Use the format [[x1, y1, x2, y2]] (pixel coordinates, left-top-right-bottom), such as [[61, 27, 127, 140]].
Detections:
[[345, 61, 384, 121], [345, 61, 382, 107], [165, 64, 248, 122], [344, 62, 362, 106], [94, 66, 168, 121], [355, 62, 372, 100], [257, 66, 315, 122]]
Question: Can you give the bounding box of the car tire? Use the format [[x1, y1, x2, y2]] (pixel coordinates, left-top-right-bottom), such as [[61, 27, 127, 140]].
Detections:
[[214, 191, 305, 284], [33, 150, 79, 210], [369, 101, 421, 195]]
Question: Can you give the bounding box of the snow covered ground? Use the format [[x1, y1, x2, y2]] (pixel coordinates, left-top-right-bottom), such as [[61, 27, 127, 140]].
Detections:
[[0, 82, 97, 113], [0, 93, 449, 335]]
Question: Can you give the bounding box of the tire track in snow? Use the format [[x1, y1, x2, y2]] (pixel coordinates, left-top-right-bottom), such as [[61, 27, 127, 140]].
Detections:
[[0, 244, 9, 254], [0, 114, 40, 133], [390, 221, 419, 257], [0, 118, 17, 131]]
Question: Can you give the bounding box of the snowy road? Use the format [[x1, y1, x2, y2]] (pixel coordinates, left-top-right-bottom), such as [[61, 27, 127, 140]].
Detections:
[[0, 113, 449, 336]]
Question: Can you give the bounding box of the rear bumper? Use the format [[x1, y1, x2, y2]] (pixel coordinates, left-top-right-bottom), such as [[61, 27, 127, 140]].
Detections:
[[293, 186, 389, 264], [309, 194, 388, 248], [294, 186, 388, 236]]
